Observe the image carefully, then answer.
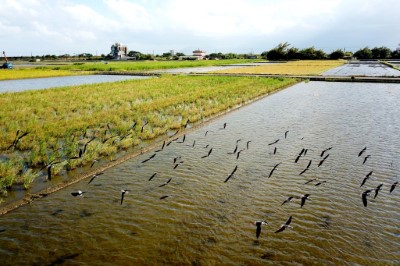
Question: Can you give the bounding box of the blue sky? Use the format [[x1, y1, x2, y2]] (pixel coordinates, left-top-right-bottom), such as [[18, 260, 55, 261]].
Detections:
[[1, 0, 399, 56]]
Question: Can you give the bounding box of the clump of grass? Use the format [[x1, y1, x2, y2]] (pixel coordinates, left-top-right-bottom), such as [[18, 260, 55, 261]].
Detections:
[[0, 158, 23, 194], [17, 169, 40, 190]]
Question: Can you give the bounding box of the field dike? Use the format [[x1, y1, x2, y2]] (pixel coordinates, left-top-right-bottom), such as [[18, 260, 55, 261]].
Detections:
[[0, 76, 299, 216]]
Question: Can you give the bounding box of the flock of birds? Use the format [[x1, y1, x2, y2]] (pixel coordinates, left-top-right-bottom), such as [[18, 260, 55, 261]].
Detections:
[[65, 120, 398, 241]]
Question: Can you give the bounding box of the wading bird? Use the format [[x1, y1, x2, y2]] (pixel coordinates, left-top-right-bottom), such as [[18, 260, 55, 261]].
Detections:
[[299, 168, 308, 175], [201, 148, 213, 158], [304, 179, 317, 185], [236, 149, 244, 160], [90, 160, 98, 168], [246, 141, 251, 150], [268, 163, 281, 178], [363, 155, 371, 165], [120, 189, 129, 205], [268, 139, 279, 146], [159, 178, 172, 187], [358, 147, 367, 157], [362, 189, 372, 207], [315, 181, 327, 186], [71, 190, 85, 197], [281, 196, 293, 206], [300, 194, 310, 208], [7, 130, 30, 150], [148, 172, 157, 181], [390, 181, 398, 193], [224, 165, 238, 183], [255, 220, 268, 239], [88, 172, 104, 184], [142, 153, 156, 163], [275, 216, 293, 233], [318, 154, 329, 167], [320, 147, 332, 157], [155, 141, 166, 152], [360, 171, 373, 187], [374, 184, 383, 199]]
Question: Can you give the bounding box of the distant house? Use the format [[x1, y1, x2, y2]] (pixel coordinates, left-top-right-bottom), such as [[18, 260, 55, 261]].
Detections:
[[109, 42, 128, 60], [192, 49, 206, 59], [178, 49, 206, 60]]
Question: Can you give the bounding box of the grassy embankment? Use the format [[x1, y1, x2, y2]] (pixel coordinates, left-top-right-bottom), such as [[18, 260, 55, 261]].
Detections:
[[213, 60, 345, 75], [380, 61, 400, 71], [36, 59, 259, 72], [0, 75, 298, 198]]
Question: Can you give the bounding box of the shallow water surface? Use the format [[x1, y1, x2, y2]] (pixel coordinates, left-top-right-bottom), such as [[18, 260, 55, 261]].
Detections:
[[0, 82, 399, 265], [0, 75, 151, 93], [323, 62, 400, 76]]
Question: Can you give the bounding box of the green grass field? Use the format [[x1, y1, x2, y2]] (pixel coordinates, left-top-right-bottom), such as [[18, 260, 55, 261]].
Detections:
[[0, 75, 298, 197], [36, 59, 258, 72]]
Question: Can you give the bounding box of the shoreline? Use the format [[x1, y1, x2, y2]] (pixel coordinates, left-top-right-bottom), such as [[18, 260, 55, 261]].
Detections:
[[0, 80, 299, 216]]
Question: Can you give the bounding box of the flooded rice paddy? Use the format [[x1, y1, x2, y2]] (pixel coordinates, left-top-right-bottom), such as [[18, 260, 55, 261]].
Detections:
[[0, 81, 399, 265], [323, 61, 400, 77], [0, 75, 151, 93]]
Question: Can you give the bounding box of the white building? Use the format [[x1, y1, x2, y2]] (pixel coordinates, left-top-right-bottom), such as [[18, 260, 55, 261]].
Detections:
[[192, 49, 206, 59], [109, 42, 128, 60]]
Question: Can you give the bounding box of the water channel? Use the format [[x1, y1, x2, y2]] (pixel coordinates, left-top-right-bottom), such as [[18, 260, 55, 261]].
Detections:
[[0, 81, 399, 265], [0, 75, 152, 93]]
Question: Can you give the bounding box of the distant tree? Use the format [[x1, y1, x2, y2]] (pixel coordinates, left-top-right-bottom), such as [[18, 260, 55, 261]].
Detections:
[[354, 47, 372, 59], [260, 51, 268, 58], [266, 42, 290, 60], [296, 47, 327, 60], [176, 52, 185, 56], [224, 53, 238, 59], [208, 53, 224, 60], [128, 51, 142, 59], [266, 49, 283, 60], [140, 54, 154, 60], [371, 46, 391, 59], [344, 51, 353, 58], [286, 47, 300, 60], [391, 49, 400, 59], [329, 49, 345, 60], [162, 52, 172, 58]]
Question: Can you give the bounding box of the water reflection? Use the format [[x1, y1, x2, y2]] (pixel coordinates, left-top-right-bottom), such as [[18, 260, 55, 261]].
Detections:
[[0, 82, 399, 265]]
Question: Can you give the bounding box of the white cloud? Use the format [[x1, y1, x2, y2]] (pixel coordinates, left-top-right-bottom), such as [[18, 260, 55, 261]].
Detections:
[[103, 0, 153, 30], [0, 0, 399, 55]]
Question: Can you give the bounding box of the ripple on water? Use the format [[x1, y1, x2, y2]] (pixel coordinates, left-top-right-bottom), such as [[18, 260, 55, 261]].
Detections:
[[0, 81, 399, 265]]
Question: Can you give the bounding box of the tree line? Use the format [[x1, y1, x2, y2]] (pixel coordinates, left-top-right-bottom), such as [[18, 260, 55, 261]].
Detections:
[[262, 42, 400, 60], [6, 44, 400, 61]]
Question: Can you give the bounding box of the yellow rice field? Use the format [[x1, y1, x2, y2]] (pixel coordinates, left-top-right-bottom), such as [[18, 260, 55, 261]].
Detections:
[[0, 69, 87, 80], [213, 60, 345, 75]]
